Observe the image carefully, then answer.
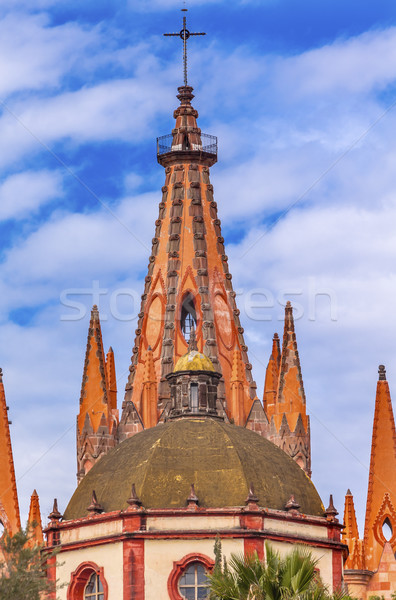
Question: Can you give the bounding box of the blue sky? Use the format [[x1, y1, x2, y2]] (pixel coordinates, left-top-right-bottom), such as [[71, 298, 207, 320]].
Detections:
[[1, 0, 396, 534]]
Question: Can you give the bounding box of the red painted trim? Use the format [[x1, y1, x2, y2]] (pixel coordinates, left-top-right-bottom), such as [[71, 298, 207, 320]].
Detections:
[[54, 527, 346, 552], [51, 506, 335, 534], [332, 549, 343, 592], [123, 539, 144, 600], [46, 554, 57, 600], [67, 561, 108, 600], [244, 538, 264, 560], [168, 553, 214, 600]]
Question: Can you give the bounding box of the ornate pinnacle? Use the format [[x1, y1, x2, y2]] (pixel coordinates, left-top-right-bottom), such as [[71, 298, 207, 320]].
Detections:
[[245, 483, 259, 506], [48, 498, 62, 522], [91, 305, 100, 321], [188, 327, 198, 352], [378, 365, 386, 381], [127, 483, 143, 510], [324, 494, 339, 521], [187, 483, 199, 508], [87, 490, 104, 514], [285, 494, 301, 513]]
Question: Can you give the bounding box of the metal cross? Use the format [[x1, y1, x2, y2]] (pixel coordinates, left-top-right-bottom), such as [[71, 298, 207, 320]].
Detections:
[[164, 9, 206, 87]]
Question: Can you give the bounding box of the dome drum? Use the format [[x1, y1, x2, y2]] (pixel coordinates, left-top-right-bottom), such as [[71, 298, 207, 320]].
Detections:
[[166, 369, 222, 420]]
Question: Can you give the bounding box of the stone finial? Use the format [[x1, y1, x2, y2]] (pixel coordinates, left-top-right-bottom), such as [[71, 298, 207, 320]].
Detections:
[[285, 494, 301, 513], [177, 85, 194, 106], [324, 494, 339, 521], [378, 365, 386, 381], [346, 488, 352, 495], [91, 305, 100, 320], [127, 483, 143, 510], [87, 490, 104, 514], [48, 498, 62, 522], [187, 484, 199, 509], [188, 327, 198, 352], [246, 483, 259, 504]]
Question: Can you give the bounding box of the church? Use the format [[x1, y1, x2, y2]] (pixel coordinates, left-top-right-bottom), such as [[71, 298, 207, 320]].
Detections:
[[0, 12, 395, 600]]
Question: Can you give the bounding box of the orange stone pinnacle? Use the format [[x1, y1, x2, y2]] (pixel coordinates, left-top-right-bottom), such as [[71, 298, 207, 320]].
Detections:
[[262, 303, 311, 477], [230, 348, 245, 425], [77, 306, 118, 482], [78, 305, 110, 435], [141, 347, 158, 429], [263, 333, 280, 412], [276, 301, 308, 432], [27, 489, 43, 547], [0, 369, 20, 535], [106, 347, 117, 412], [363, 365, 396, 571], [343, 489, 364, 569]]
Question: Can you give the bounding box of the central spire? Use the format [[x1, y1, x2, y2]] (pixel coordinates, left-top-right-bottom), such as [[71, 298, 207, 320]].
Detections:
[[120, 73, 257, 436]]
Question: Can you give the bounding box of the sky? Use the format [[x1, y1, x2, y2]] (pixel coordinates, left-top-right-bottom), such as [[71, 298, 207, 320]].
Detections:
[[0, 0, 396, 534]]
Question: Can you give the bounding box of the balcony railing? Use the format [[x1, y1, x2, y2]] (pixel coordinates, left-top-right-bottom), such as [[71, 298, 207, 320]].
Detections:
[[157, 133, 218, 157]]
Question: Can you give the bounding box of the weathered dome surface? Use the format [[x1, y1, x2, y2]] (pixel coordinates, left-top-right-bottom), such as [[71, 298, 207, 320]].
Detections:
[[64, 419, 324, 520], [173, 350, 215, 372]]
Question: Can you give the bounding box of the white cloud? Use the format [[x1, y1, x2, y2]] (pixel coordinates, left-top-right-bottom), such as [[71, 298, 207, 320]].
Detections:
[[0, 169, 63, 221], [276, 27, 396, 97]]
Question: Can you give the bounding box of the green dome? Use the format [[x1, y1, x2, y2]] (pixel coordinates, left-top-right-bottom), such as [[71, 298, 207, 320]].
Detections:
[[64, 419, 324, 520]]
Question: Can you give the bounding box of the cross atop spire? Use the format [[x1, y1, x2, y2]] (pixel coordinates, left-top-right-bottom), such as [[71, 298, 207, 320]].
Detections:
[[164, 9, 206, 86]]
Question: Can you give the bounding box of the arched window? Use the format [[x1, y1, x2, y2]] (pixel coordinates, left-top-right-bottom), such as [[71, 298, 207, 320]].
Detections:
[[67, 562, 108, 600], [383, 517, 393, 541], [84, 573, 104, 600], [168, 553, 214, 600], [178, 562, 208, 600], [190, 384, 199, 413], [180, 293, 197, 340]]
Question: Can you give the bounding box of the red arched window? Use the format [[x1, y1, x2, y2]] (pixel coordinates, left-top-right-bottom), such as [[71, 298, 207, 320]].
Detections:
[[168, 553, 214, 600], [67, 562, 108, 600]]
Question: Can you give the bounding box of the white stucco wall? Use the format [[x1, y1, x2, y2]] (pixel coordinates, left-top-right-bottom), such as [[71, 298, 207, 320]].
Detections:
[[144, 537, 244, 600], [264, 518, 328, 539], [57, 542, 123, 600]]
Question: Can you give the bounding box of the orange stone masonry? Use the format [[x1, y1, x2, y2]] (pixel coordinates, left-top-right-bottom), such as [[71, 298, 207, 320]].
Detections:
[[260, 302, 311, 477], [343, 489, 365, 570], [77, 306, 119, 482], [343, 365, 396, 600], [364, 365, 396, 570], [0, 368, 20, 534], [27, 489, 44, 546], [119, 85, 257, 435]]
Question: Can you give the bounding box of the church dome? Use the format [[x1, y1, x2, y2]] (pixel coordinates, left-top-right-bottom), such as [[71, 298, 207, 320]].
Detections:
[[64, 419, 324, 520], [173, 350, 215, 372]]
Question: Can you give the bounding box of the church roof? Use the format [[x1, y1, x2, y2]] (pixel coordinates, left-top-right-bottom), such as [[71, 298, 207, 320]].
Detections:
[[64, 419, 324, 519]]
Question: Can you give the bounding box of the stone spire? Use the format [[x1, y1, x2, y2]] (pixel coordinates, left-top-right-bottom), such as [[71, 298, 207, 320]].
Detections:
[[27, 489, 43, 546], [106, 347, 117, 412], [342, 489, 365, 570], [141, 347, 158, 429], [122, 86, 256, 431], [0, 368, 20, 534], [263, 333, 281, 413], [230, 348, 245, 426], [363, 365, 396, 571], [264, 303, 311, 477], [77, 306, 118, 483]]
